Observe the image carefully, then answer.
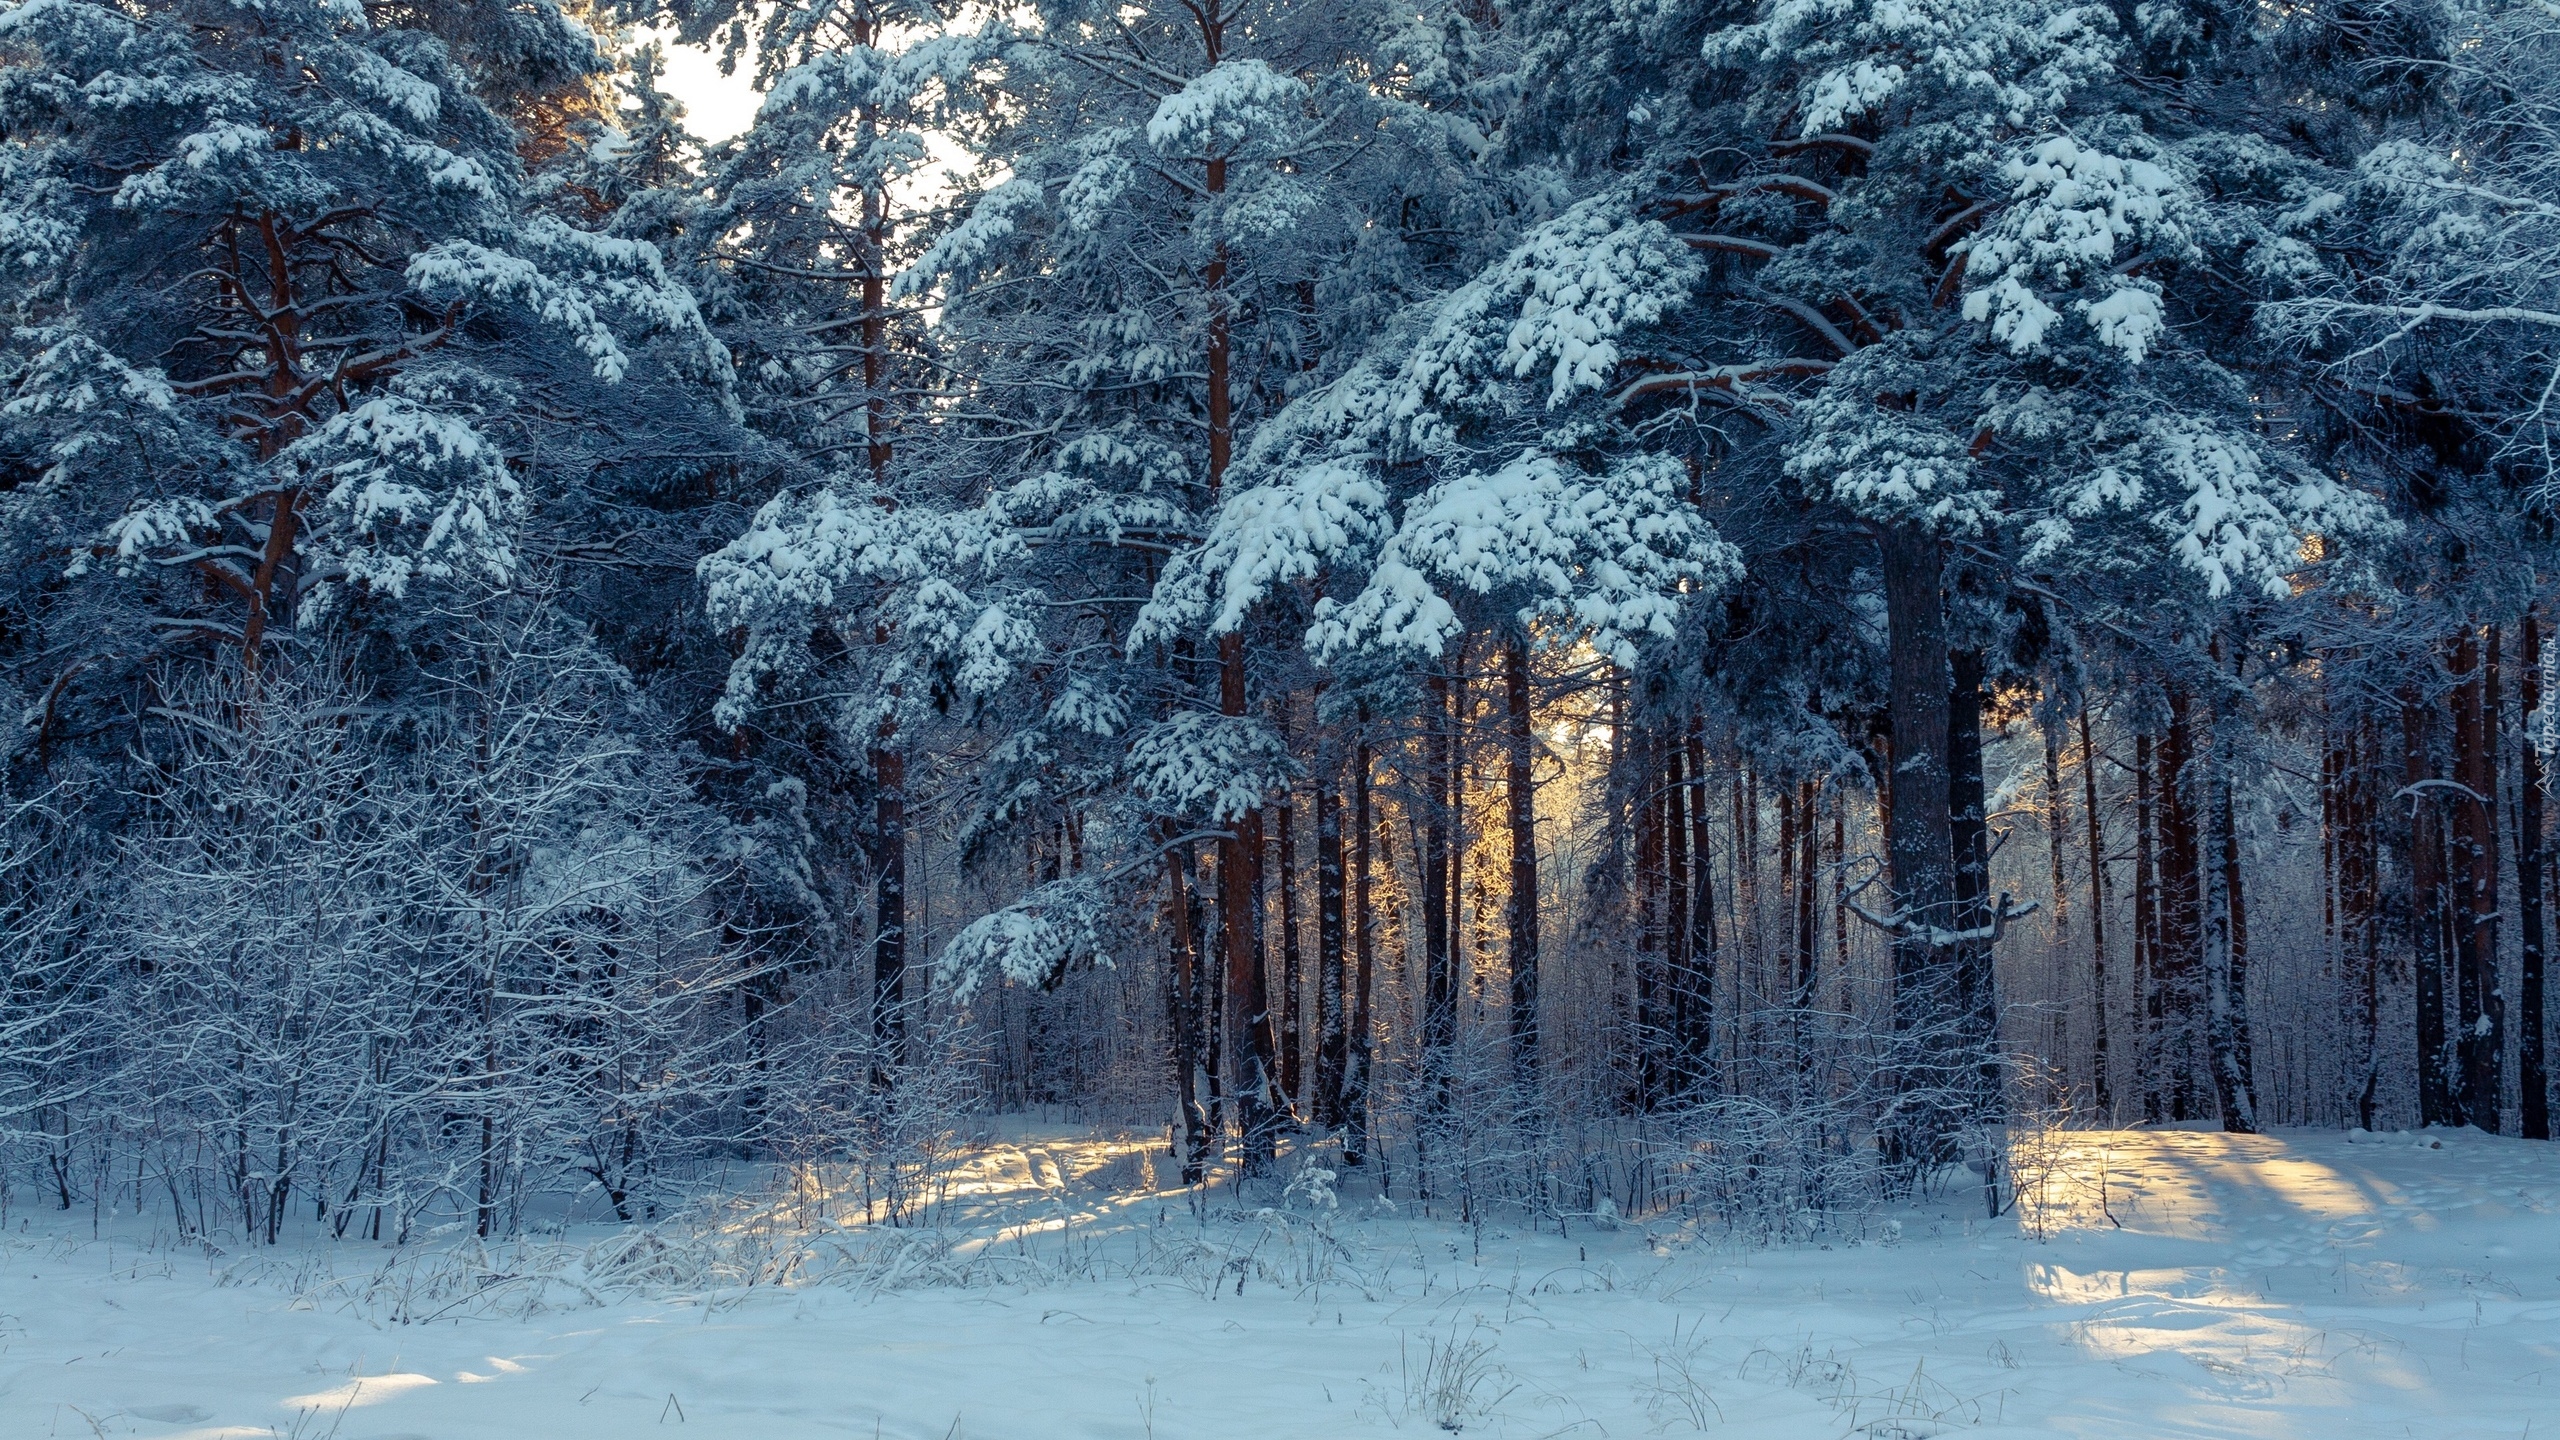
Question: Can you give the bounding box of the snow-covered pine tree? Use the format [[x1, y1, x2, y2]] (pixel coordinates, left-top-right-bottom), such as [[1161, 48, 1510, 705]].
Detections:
[[676, 0, 1001, 1081], [0, 0, 732, 693], [0, 0, 758, 1237]]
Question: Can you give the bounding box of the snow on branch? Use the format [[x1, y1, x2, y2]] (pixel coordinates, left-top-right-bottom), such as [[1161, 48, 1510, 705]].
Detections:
[[1788, 344, 1998, 533], [1838, 866, 2042, 949], [1130, 459, 1390, 646], [1612, 359, 1832, 410], [1959, 135, 2196, 363], [1124, 710, 1299, 824], [1144, 60, 1311, 158], [896, 178, 1042, 298], [2135, 414, 2374, 599], [408, 219, 733, 389], [1395, 192, 1701, 446], [285, 392, 521, 614], [1308, 452, 1738, 666], [699, 486, 1028, 727], [937, 877, 1116, 1002], [1702, 0, 2121, 135]]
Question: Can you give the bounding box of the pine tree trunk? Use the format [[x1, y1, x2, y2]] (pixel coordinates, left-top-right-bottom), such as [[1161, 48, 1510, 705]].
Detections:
[[2204, 658, 2257, 1132], [1877, 522, 1959, 1167], [1422, 668, 1456, 1121], [2079, 705, 2111, 1118], [1315, 753, 1348, 1132], [2520, 614, 2549, 1140], [1686, 725, 1720, 1083], [2408, 682, 2452, 1128], [1635, 728, 1666, 1109], [2159, 688, 2205, 1121], [2350, 713, 2383, 1131], [1278, 784, 1303, 1111], [1948, 650, 2003, 1168], [1215, 659, 1277, 1172], [1504, 636, 1540, 1095], [872, 746, 907, 1087], [1345, 725, 1376, 1164], [1831, 799, 1849, 1018], [2454, 626, 2505, 1130], [1795, 780, 1819, 1009], [1197, 91, 1278, 1173], [2045, 722, 2070, 939], [1168, 834, 1211, 1183], [2135, 729, 2160, 1122], [1739, 768, 1761, 1005], [1449, 649, 1468, 1035], [1666, 728, 1695, 1090], [2321, 684, 2349, 1122], [855, 11, 907, 1092]]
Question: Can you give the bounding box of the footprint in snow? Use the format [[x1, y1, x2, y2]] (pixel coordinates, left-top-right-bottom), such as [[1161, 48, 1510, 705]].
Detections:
[[125, 1403, 212, 1424]]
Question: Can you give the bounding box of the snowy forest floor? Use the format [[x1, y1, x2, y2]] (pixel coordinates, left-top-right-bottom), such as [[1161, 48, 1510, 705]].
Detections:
[[3, 1126, 2555, 1439]]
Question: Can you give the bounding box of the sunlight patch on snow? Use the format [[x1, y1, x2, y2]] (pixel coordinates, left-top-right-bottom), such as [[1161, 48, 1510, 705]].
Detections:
[[2057, 1293, 2437, 1407], [280, 1371, 438, 1410], [2175, 1151, 2384, 1223], [2026, 1264, 2219, 1304], [2017, 1131, 2380, 1241]]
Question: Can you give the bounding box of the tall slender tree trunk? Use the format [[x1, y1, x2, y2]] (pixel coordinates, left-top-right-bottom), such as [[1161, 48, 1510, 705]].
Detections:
[[2481, 627, 2504, 1129], [2159, 688, 2205, 1121], [1217, 648, 1278, 1173], [1448, 650, 1468, 1033], [1666, 729, 1695, 1089], [2045, 722, 2070, 940], [2079, 705, 2111, 1118], [1421, 668, 1456, 1122], [1795, 780, 1820, 1009], [2135, 729, 2161, 1123], [1345, 725, 1376, 1164], [1877, 522, 1959, 1167], [2408, 682, 2452, 1128], [2203, 651, 2256, 1133], [1195, 850, 1225, 1138], [2348, 712, 2384, 1131], [1948, 648, 2003, 1201], [1168, 833, 1211, 1183], [1635, 729, 1666, 1108], [852, 15, 907, 1093], [1278, 784, 1303, 1109], [1316, 753, 1348, 1131], [1687, 725, 1719, 1081], [1739, 769, 1761, 1001], [871, 744, 907, 1076], [1503, 636, 1540, 1095], [1202, 124, 1279, 1170], [2041, 720, 2069, 1081], [2520, 613, 2549, 1140], [1187, 34, 1278, 1174], [1831, 799, 1849, 1017], [2321, 683, 2349, 1122], [2453, 627, 2505, 1130]]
